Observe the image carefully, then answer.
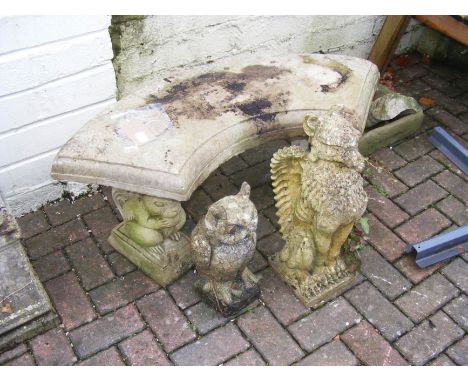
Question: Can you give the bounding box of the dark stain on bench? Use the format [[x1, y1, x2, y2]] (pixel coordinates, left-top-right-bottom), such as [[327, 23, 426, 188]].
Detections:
[[237, 99, 281, 131], [225, 81, 246, 93], [237, 99, 272, 116], [145, 65, 291, 126]]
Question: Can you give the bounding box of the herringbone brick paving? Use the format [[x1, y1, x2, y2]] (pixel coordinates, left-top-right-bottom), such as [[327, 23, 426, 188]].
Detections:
[[2, 53, 467, 366]]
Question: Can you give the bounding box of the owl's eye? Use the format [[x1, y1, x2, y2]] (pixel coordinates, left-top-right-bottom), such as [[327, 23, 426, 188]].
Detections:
[[229, 225, 242, 235]]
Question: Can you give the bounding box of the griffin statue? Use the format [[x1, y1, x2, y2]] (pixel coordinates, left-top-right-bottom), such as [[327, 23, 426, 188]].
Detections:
[[270, 106, 367, 307]]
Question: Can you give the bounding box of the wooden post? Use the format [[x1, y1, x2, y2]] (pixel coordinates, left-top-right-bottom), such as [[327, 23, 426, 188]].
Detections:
[[368, 16, 411, 73]]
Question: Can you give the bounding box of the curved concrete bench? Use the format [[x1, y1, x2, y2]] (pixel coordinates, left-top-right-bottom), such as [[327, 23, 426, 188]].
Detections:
[[52, 54, 378, 201], [51, 53, 379, 286]]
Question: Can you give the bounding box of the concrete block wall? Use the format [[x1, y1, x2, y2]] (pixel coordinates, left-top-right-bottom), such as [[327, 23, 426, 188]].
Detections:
[[111, 16, 423, 98], [0, 16, 117, 216]]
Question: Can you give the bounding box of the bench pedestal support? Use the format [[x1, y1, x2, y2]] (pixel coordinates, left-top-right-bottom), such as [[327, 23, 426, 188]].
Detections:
[[108, 189, 192, 287]]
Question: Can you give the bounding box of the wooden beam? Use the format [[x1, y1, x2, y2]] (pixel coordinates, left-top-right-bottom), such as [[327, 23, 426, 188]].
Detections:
[[368, 16, 411, 73], [415, 15, 468, 46]]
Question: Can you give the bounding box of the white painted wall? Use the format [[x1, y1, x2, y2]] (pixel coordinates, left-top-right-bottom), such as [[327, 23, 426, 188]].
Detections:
[[0, 16, 117, 216], [114, 16, 422, 97]]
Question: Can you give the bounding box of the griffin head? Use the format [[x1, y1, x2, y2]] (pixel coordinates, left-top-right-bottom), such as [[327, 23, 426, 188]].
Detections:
[[303, 106, 365, 172]]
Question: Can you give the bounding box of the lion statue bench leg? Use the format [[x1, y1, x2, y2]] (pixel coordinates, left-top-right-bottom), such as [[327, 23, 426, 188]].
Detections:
[[108, 188, 192, 287]]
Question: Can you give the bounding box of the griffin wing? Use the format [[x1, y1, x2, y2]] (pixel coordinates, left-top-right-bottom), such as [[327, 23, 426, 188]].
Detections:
[[270, 145, 307, 235]]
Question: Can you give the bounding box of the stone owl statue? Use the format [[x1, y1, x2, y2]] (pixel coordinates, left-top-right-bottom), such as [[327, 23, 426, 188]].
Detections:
[[191, 181, 260, 316], [270, 106, 367, 307]]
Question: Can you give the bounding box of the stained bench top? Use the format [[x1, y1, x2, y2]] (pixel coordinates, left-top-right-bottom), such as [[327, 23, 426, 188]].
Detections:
[[51, 54, 379, 201]]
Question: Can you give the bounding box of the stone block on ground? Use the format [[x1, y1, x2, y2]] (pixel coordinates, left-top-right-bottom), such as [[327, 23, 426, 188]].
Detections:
[[224, 348, 266, 366], [44, 272, 95, 331], [167, 270, 200, 309], [345, 281, 413, 341], [136, 289, 196, 352], [341, 321, 408, 366], [359, 246, 411, 299], [25, 219, 89, 260], [68, 304, 144, 359], [30, 328, 76, 366], [365, 186, 409, 228], [394, 155, 444, 187], [184, 301, 228, 335], [16, 210, 49, 239], [394, 180, 448, 216], [78, 347, 125, 366], [395, 208, 451, 244], [367, 169, 409, 198], [395, 273, 459, 322], [288, 297, 361, 353], [440, 258, 468, 294], [429, 354, 456, 366], [237, 305, 304, 365], [107, 251, 137, 276], [442, 294, 468, 331], [89, 270, 159, 314], [394, 253, 447, 284], [436, 196, 467, 226], [170, 323, 249, 366], [0, 239, 58, 351], [82, 206, 120, 253], [258, 267, 309, 326], [0, 344, 28, 365], [294, 340, 359, 366], [395, 311, 464, 365], [118, 330, 171, 366], [393, 134, 434, 161], [4, 352, 35, 366], [66, 237, 114, 290], [31, 250, 70, 283], [433, 170, 468, 203], [446, 336, 468, 366], [370, 147, 407, 170], [366, 214, 406, 261]]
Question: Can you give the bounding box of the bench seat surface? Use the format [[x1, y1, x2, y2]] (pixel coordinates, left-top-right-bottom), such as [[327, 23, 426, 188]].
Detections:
[[51, 54, 379, 200]]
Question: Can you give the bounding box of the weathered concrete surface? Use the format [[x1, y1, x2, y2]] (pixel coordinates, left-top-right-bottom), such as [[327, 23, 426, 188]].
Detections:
[[52, 54, 379, 201], [359, 85, 424, 156], [359, 110, 424, 156], [110, 16, 422, 98], [366, 92, 421, 128], [0, 194, 58, 351]]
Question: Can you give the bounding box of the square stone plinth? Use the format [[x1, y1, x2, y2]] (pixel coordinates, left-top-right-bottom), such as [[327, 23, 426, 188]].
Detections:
[[108, 223, 192, 287], [0, 241, 58, 351]]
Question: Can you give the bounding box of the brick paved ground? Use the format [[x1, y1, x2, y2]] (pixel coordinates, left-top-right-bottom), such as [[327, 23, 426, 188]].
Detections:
[[2, 53, 467, 366]]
